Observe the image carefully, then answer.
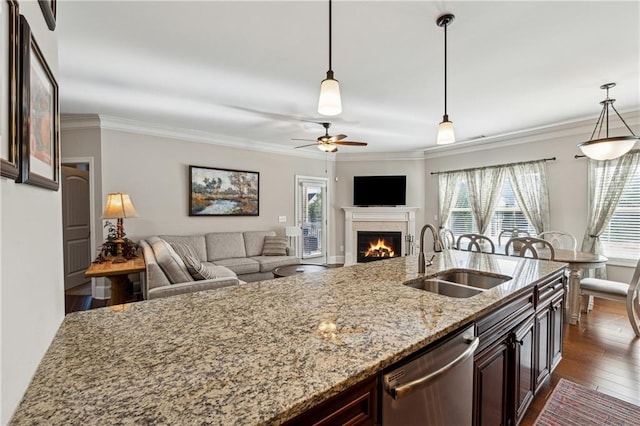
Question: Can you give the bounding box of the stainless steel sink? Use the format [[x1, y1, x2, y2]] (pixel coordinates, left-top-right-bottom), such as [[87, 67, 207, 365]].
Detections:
[[430, 269, 512, 290], [405, 279, 484, 298]]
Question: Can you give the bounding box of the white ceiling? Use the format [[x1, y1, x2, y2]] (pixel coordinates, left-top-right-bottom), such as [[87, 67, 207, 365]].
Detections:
[[57, 1, 640, 155]]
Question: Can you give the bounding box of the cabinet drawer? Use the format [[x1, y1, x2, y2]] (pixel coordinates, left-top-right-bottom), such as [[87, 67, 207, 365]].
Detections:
[[475, 292, 534, 351], [283, 375, 378, 426], [536, 272, 564, 307]]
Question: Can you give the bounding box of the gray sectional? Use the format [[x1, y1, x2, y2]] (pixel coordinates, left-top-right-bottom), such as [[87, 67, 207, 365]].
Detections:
[[139, 231, 300, 300]]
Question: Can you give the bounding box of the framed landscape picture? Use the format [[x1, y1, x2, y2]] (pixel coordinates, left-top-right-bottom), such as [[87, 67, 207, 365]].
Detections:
[[38, 0, 56, 31], [18, 15, 59, 190], [0, 0, 19, 180], [189, 165, 259, 216]]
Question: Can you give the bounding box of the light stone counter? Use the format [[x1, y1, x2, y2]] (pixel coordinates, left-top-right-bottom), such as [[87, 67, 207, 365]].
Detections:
[[10, 251, 566, 425]]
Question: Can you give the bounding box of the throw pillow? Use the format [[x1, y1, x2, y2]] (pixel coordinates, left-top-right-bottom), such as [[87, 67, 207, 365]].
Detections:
[[171, 243, 209, 280], [262, 236, 288, 256]]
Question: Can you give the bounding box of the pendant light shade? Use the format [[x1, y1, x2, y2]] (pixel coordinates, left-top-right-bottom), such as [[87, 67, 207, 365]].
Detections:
[[318, 0, 342, 116], [577, 83, 639, 161], [436, 13, 455, 145], [317, 143, 338, 153]]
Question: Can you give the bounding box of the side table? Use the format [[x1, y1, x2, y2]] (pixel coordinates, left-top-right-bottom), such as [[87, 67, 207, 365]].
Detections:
[[85, 256, 146, 306], [273, 264, 329, 278]]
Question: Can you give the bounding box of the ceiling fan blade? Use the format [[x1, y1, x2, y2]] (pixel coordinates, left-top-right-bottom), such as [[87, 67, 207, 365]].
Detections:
[[330, 134, 348, 142], [334, 141, 368, 146], [294, 142, 320, 149], [291, 138, 316, 142]]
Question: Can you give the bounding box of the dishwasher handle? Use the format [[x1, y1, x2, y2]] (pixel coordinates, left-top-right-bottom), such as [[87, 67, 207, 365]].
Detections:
[[385, 336, 479, 400]]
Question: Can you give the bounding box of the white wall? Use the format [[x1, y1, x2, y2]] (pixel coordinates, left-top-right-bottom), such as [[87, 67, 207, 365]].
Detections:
[[98, 128, 335, 244], [0, 1, 63, 423]]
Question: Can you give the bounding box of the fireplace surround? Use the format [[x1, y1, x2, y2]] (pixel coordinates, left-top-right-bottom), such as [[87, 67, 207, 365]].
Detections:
[[343, 207, 419, 266]]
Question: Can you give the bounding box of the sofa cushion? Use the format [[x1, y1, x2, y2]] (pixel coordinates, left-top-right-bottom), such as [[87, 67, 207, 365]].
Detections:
[[148, 237, 194, 284], [213, 257, 260, 275], [200, 262, 237, 279], [251, 256, 300, 273], [262, 236, 288, 256], [205, 232, 247, 261], [159, 234, 207, 262], [243, 231, 276, 257]]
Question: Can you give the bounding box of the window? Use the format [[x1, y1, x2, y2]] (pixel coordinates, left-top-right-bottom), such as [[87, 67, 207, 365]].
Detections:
[[447, 176, 535, 243], [596, 165, 640, 262]]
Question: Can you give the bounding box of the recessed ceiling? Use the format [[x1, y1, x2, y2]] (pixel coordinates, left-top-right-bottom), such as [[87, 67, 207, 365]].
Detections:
[[57, 1, 640, 154]]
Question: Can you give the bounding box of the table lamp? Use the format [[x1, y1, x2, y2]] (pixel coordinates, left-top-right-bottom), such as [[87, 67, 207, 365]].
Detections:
[[101, 192, 138, 263]]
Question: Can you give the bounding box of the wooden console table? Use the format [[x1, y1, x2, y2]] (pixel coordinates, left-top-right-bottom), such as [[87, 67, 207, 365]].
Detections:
[[85, 256, 145, 306]]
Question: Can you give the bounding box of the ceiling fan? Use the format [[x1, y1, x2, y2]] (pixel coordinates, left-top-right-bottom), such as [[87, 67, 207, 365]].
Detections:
[[293, 122, 368, 153]]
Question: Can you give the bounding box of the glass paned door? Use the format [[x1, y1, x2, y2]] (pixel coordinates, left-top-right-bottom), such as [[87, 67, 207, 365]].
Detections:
[[296, 176, 328, 263]]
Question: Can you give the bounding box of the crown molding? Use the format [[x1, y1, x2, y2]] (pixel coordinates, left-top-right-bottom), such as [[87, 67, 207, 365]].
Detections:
[[423, 109, 640, 160], [60, 114, 334, 162], [335, 150, 426, 162]]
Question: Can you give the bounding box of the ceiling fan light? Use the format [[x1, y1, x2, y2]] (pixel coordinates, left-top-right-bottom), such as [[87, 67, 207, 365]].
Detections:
[[317, 143, 338, 153], [318, 76, 342, 116], [437, 119, 455, 145], [578, 136, 637, 161]]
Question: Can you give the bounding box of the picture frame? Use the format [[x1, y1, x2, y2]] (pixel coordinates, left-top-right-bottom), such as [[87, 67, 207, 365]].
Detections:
[[17, 15, 59, 191], [0, 0, 19, 180], [189, 165, 259, 216], [38, 0, 56, 31]]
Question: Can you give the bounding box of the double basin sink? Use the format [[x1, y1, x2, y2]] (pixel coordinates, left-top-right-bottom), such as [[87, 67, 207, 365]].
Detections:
[[406, 269, 512, 298]]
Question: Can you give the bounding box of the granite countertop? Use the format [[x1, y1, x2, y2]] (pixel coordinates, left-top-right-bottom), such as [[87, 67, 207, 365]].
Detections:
[[10, 251, 566, 425]]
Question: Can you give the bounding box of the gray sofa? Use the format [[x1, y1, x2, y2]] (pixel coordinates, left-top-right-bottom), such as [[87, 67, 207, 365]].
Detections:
[[139, 231, 300, 300]]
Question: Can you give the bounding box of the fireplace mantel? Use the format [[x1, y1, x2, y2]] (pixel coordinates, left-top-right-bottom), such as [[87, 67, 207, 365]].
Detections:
[[342, 207, 419, 266]]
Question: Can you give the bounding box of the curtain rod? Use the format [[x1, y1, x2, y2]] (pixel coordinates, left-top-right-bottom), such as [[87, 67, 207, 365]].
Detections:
[[430, 157, 556, 175]]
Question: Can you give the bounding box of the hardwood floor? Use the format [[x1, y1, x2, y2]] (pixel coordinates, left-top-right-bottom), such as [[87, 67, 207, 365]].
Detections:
[[521, 298, 640, 425], [64, 283, 106, 314]]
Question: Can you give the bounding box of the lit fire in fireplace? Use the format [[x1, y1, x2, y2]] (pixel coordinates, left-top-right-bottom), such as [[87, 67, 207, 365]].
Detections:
[[364, 238, 395, 258]]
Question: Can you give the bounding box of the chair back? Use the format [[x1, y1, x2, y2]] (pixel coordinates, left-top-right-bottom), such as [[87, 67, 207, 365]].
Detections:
[[440, 228, 456, 250], [626, 257, 640, 335], [456, 234, 495, 254], [505, 236, 555, 260], [498, 228, 531, 246], [537, 231, 577, 250]]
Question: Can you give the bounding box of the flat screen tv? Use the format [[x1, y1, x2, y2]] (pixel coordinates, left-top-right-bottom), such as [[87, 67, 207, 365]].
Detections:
[[353, 175, 406, 206]]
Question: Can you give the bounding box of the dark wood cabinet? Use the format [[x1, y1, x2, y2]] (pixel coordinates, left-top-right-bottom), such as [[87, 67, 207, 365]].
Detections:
[[473, 270, 565, 426], [283, 375, 379, 426], [513, 314, 535, 425]]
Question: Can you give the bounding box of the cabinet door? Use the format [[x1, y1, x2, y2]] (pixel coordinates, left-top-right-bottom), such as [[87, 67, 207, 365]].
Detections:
[[534, 307, 551, 391], [513, 315, 536, 425], [473, 339, 509, 426], [550, 295, 564, 371]]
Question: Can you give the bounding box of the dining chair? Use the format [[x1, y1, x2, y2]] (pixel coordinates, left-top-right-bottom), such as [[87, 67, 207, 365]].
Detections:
[[456, 233, 495, 253], [537, 231, 577, 250], [504, 236, 556, 260], [498, 228, 531, 246], [579, 257, 640, 337], [439, 228, 456, 250]]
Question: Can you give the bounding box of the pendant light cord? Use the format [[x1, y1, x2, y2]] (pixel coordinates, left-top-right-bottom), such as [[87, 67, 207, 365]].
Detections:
[[443, 22, 448, 117], [328, 0, 333, 73]]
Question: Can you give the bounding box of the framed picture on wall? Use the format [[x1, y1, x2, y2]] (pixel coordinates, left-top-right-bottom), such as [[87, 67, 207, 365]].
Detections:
[[38, 0, 56, 31], [189, 165, 259, 216], [0, 0, 19, 180], [17, 15, 59, 191]]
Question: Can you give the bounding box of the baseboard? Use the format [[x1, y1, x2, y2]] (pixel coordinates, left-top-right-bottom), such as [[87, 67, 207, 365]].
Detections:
[[328, 255, 345, 265]]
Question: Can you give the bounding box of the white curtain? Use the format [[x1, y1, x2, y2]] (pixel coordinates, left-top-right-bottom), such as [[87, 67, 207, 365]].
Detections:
[[582, 150, 640, 278], [465, 167, 506, 234], [506, 160, 550, 234], [438, 171, 463, 229]]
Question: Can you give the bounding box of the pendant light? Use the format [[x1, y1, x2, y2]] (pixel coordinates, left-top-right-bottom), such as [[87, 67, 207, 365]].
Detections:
[[577, 83, 638, 161], [318, 0, 342, 116], [436, 13, 455, 145]]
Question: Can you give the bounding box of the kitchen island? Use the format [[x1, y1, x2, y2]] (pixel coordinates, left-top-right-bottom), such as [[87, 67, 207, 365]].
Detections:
[[9, 251, 566, 425]]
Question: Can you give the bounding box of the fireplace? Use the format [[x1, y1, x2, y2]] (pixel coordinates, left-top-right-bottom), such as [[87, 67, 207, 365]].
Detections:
[[357, 231, 402, 263]]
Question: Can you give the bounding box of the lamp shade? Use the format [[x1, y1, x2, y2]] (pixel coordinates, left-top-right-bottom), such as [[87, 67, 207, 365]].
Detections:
[[101, 193, 139, 219], [436, 119, 456, 145], [285, 226, 302, 237], [578, 137, 637, 161], [318, 76, 342, 116], [317, 143, 338, 153]]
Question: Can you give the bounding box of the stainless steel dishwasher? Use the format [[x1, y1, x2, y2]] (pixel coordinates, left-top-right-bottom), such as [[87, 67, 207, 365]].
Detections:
[[382, 325, 479, 425]]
